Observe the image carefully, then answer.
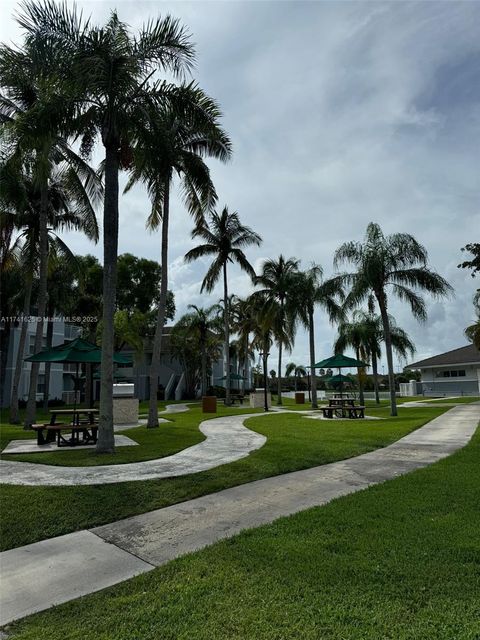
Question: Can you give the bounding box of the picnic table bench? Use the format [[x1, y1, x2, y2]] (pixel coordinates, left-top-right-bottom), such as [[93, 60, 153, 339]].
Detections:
[[31, 423, 98, 447], [320, 405, 365, 419]]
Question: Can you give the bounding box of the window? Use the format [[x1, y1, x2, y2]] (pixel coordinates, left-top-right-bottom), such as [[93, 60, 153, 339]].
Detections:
[[436, 369, 467, 379]]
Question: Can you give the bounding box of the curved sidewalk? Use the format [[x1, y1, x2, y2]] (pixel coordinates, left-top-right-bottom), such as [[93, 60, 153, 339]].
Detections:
[[0, 413, 267, 486]]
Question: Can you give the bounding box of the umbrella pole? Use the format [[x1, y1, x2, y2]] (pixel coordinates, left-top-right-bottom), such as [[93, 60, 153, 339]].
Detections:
[[73, 362, 79, 422]]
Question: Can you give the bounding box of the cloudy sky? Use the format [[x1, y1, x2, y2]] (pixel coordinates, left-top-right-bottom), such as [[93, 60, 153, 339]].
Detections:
[[2, 0, 479, 371]]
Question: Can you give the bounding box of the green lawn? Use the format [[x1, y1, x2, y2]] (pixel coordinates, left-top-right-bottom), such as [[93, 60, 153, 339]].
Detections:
[[6, 425, 479, 640], [0, 405, 448, 550]]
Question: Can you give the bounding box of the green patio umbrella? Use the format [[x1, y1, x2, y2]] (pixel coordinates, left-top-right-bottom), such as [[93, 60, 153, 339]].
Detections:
[[312, 353, 368, 398], [313, 354, 368, 369], [25, 338, 132, 411], [328, 373, 354, 384]]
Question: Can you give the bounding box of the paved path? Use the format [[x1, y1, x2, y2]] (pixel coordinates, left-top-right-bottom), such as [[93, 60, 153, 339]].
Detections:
[[1, 404, 478, 625], [0, 413, 266, 486]]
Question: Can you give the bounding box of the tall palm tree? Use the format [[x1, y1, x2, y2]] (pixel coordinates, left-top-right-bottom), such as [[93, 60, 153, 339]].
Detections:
[[334, 222, 452, 416], [337, 311, 415, 404], [291, 265, 344, 409], [254, 256, 299, 405], [0, 21, 102, 428], [14, 2, 196, 451], [184, 207, 262, 405], [126, 95, 231, 427], [1, 166, 99, 423]]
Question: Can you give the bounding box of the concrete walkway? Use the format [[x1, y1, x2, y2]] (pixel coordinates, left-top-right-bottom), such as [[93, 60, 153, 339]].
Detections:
[[0, 413, 267, 486], [1, 404, 478, 625]]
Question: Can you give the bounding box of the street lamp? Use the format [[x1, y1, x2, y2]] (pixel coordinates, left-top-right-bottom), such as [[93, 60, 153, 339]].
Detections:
[[259, 350, 270, 412]]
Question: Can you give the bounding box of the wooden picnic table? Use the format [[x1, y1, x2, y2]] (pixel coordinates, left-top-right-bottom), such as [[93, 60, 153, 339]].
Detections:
[[49, 408, 98, 426], [328, 397, 355, 407], [320, 404, 365, 419], [31, 421, 99, 447]]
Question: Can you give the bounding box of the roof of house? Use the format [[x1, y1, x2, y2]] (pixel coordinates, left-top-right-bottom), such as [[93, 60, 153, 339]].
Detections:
[[408, 344, 480, 369]]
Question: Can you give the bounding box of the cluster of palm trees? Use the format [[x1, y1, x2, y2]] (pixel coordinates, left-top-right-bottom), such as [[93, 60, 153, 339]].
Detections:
[[183, 215, 452, 416], [1, 2, 231, 453]]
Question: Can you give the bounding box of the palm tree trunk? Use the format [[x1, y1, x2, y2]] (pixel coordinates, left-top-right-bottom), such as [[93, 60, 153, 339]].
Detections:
[[147, 182, 170, 427], [294, 373, 298, 392], [0, 321, 11, 407], [309, 309, 318, 409], [356, 348, 365, 406], [97, 143, 120, 452], [223, 263, 231, 406], [371, 351, 380, 404], [9, 281, 32, 423], [42, 302, 55, 412], [276, 341, 283, 405], [201, 337, 207, 396], [85, 328, 96, 408], [24, 181, 49, 429], [378, 295, 397, 416]]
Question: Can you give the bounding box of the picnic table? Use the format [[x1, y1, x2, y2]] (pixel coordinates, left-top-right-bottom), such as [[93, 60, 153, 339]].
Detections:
[[31, 408, 99, 447], [328, 397, 355, 408], [49, 408, 98, 426], [320, 397, 365, 419]]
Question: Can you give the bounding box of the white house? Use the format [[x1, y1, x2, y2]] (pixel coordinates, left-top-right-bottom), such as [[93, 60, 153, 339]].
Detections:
[[408, 344, 480, 396]]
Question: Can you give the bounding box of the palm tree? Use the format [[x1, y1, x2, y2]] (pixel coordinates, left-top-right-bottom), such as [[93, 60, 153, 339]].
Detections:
[[126, 95, 231, 427], [285, 363, 308, 391], [337, 311, 415, 404], [0, 23, 102, 428], [291, 265, 344, 409], [14, 2, 196, 451], [187, 304, 222, 396], [334, 317, 369, 405], [254, 256, 300, 405], [230, 295, 257, 392], [1, 166, 99, 423], [184, 207, 262, 405], [334, 222, 452, 416], [170, 310, 223, 399]]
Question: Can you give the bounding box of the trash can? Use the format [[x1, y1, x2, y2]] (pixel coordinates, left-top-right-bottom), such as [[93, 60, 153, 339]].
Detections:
[[295, 392, 305, 404], [202, 396, 217, 413]]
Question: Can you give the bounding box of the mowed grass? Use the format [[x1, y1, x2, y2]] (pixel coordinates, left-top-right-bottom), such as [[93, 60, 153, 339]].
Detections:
[[7, 425, 479, 640], [0, 405, 447, 550]]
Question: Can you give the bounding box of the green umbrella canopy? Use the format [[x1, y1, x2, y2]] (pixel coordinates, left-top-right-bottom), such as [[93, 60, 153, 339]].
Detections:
[[313, 354, 368, 369], [328, 373, 354, 383], [25, 337, 132, 364], [216, 373, 248, 381]]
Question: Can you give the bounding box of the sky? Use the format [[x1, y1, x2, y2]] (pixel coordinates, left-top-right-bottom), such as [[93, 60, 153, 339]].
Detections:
[[2, 0, 479, 373]]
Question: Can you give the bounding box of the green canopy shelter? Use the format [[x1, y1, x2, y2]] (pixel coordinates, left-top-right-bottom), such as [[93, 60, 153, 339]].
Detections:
[[25, 338, 131, 410], [328, 373, 354, 384], [312, 353, 368, 398]]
